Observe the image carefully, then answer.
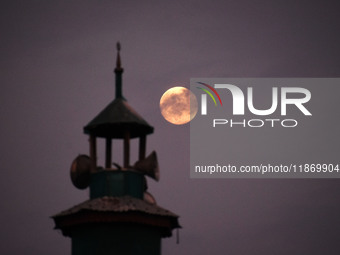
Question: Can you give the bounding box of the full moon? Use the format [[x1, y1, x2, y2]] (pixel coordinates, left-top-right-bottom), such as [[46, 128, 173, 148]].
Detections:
[[160, 86, 198, 125]]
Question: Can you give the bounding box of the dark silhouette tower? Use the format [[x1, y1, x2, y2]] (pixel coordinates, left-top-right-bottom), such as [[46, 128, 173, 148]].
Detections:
[[52, 43, 180, 255]]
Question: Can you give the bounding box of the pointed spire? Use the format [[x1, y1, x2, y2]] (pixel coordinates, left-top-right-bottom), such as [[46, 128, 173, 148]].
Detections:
[[114, 42, 124, 99], [115, 42, 122, 70]]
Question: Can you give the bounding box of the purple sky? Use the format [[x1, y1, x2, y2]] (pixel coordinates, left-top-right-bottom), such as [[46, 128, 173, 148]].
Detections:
[[1, 1, 340, 254]]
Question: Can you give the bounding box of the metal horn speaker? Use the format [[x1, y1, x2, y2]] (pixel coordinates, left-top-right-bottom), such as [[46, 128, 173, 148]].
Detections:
[[70, 154, 92, 189], [133, 151, 160, 181]]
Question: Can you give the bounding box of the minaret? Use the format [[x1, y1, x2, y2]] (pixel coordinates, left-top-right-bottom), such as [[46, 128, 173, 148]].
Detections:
[[52, 44, 180, 255]]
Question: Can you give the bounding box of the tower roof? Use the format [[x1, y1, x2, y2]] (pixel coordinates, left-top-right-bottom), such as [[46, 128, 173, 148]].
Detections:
[[84, 98, 154, 138], [83, 43, 154, 139], [52, 196, 180, 237]]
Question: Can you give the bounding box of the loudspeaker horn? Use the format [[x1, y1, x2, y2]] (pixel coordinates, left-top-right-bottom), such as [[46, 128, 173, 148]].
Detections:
[[70, 154, 92, 189], [133, 151, 160, 181]]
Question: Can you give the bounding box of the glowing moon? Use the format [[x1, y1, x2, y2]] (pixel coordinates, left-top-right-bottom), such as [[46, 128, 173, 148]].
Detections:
[[160, 86, 198, 125]]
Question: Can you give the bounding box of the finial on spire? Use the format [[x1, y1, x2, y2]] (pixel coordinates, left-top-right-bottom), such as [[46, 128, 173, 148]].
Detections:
[[114, 42, 124, 99], [115, 42, 122, 70]]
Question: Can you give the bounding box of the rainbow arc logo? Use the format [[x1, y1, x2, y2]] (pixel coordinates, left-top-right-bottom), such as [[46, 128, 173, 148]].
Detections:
[[196, 82, 223, 115], [196, 82, 223, 107]]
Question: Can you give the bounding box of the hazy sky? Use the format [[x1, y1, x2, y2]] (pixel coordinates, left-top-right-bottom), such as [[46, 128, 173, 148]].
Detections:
[[1, 1, 340, 254]]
